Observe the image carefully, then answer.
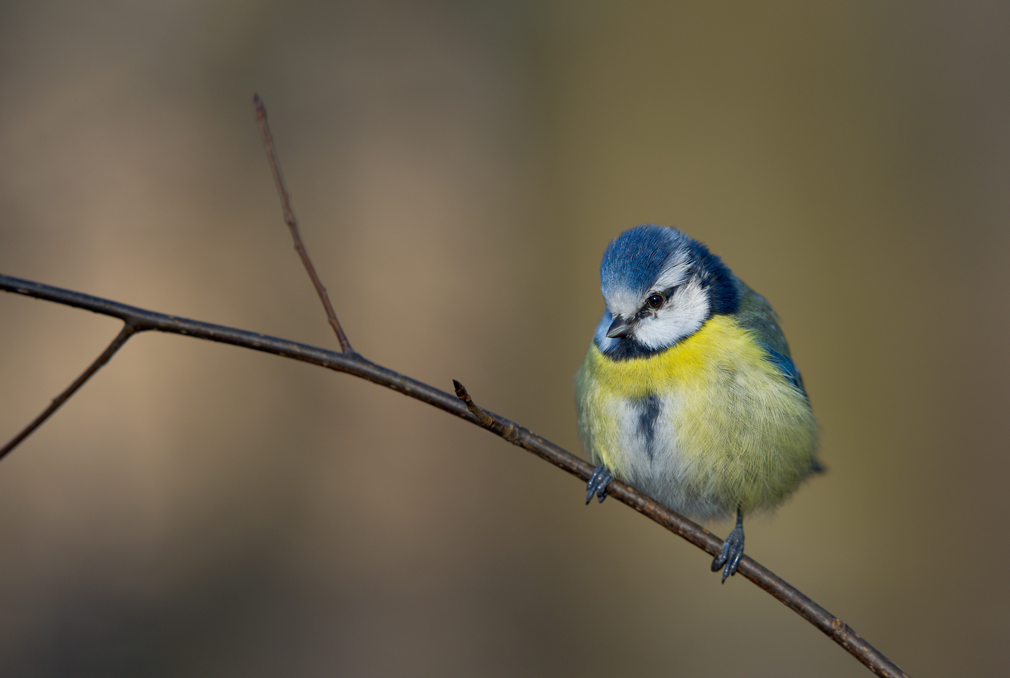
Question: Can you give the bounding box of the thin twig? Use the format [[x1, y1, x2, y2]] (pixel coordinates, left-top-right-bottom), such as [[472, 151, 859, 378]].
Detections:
[[0, 273, 907, 678], [453, 379, 520, 442], [253, 94, 353, 353], [0, 322, 137, 462]]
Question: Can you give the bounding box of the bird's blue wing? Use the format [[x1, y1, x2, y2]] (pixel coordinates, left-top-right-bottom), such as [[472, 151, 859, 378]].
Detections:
[[762, 344, 808, 397]]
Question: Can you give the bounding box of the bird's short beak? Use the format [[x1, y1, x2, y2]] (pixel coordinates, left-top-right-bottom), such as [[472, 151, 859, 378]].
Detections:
[[606, 315, 635, 338]]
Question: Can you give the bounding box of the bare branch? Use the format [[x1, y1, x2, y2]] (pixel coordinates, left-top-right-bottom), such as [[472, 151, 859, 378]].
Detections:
[[0, 94, 907, 678], [253, 94, 352, 353], [0, 322, 137, 462], [0, 273, 907, 678], [0, 274, 464, 427]]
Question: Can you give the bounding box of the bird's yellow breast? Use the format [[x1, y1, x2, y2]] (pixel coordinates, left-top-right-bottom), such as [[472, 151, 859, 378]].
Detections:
[[575, 314, 817, 517], [583, 314, 773, 395]]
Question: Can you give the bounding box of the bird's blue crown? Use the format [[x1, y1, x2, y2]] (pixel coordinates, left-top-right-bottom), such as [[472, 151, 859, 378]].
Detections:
[[600, 225, 739, 317]]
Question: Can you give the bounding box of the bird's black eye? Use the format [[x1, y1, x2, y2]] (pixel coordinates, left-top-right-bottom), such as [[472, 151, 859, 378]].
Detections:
[[646, 293, 664, 309]]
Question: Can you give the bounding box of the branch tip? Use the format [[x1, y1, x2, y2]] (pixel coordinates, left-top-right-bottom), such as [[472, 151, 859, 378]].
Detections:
[[451, 379, 494, 427], [253, 93, 265, 120]]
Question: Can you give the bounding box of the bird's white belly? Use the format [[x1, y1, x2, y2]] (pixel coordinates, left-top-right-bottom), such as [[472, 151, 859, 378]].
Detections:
[[605, 391, 735, 521]]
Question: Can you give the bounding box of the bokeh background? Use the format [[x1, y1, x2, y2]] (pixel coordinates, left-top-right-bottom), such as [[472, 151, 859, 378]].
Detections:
[[1, 2, 1008, 676]]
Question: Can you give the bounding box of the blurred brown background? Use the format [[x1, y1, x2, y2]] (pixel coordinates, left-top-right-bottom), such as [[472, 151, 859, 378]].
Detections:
[[1, 2, 1008, 676]]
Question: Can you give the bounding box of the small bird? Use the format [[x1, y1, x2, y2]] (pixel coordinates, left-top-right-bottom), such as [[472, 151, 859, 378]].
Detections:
[[576, 225, 820, 581]]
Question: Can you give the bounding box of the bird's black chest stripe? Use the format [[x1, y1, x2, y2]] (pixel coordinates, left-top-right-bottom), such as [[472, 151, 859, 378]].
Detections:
[[635, 394, 662, 462]]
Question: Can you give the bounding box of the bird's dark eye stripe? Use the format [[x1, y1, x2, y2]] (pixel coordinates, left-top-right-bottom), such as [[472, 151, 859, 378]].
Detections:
[[642, 286, 677, 312]]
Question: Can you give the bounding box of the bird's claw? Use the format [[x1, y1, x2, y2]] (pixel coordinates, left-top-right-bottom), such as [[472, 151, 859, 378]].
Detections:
[[711, 511, 745, 583], [586, 465, 613, 504]]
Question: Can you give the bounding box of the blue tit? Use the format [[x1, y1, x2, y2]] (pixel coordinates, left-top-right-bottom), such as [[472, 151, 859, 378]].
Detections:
[[576, 224, 821, 581]]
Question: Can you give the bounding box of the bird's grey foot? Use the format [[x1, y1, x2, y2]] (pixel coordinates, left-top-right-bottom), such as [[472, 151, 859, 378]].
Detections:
[[585, 465, 613, 504], [711, 509, 745, 583]]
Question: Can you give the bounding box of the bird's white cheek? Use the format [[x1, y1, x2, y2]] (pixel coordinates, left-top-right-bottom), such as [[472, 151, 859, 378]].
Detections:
[[634, 284, 709, 349]]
